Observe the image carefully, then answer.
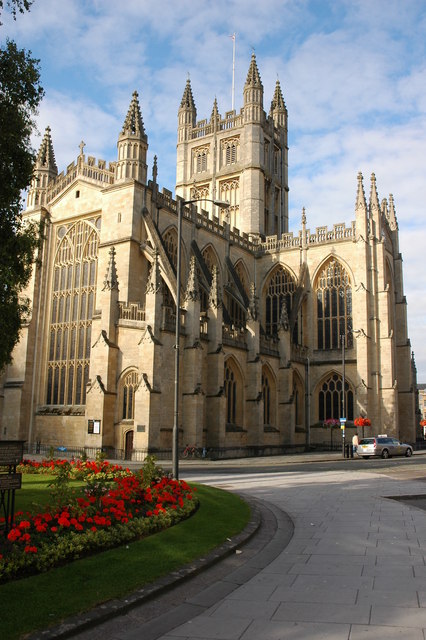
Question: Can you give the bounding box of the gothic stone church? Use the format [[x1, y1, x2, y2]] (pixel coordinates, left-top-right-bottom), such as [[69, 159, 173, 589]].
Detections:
[[0, 54, 417, 458]]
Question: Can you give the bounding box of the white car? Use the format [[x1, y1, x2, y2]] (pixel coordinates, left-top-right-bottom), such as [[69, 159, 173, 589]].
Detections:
[[356, 436, 413, 459]]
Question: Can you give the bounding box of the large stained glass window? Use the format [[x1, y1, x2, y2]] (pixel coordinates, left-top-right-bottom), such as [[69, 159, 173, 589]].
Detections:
[[264, 266, 296, 336], [316, 259, 352, 350], [46, 218, 100, 405], [318, 373, 354, 422]]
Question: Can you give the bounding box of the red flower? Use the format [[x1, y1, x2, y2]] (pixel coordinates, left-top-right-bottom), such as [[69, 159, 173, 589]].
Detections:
[[7, 528, 21, 542], [24, 546, 38, 554]]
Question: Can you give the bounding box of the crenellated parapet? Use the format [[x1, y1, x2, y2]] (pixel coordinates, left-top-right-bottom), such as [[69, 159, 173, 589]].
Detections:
[[45, 154, 116, 203]]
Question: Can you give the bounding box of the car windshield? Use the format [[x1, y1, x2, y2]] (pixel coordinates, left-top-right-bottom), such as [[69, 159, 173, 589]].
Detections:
[[359, 439, 375, 445]]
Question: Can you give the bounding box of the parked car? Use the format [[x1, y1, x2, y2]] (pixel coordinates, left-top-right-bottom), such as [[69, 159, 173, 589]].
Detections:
[[356, 436, 413, 459]]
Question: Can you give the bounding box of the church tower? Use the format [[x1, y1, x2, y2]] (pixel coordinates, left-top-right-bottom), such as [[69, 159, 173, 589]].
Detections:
[[175, 54, 289, 237]]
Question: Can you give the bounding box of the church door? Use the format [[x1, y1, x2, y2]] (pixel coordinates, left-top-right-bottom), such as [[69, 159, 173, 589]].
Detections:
[[125, 430, 134, 460]]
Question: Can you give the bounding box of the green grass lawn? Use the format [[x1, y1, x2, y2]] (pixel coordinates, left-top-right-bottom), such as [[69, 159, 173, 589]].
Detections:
[[1, 477, 251, 640]]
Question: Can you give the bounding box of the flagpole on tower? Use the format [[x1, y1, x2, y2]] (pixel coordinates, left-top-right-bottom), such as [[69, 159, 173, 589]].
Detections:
[[230, 32, 236, 112]]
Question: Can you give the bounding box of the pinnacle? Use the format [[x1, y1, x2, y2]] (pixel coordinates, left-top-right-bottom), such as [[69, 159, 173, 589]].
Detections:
[[355, 171, 367, 212], [36, 126, 58, 173], [270, 79, 286, 113], [245, 52, 263, 88], [210, 97, 219, 120], [369, 172, 380, 215], [121, 90, 145, 137], [180, 78, 196, 110], [103, 247, 119, 291]]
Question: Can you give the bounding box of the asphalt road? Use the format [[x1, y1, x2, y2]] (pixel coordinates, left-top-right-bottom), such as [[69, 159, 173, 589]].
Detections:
[[167, 453, 426, 482]]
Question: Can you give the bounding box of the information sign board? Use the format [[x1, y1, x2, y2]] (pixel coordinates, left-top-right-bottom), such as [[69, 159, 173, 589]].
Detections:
[[0, 441, 25, 466], [0, 473, 22, 490]]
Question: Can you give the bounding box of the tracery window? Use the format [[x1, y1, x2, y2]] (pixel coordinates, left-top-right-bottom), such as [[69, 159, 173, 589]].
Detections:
[[121, 370, 139, 420], [262, 371, 271, 425], [264, 266, 296, 336], [318, 373, 354, 422], [224, 359, 242, 426], [316, 259, 352, 350], [219, 178, 239, 228], [46, 218, 100, 405], [262, 366, 276, 427]]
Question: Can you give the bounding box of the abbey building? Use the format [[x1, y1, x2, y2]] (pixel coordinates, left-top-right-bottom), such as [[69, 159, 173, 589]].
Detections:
[[0, 54, 418, 458]]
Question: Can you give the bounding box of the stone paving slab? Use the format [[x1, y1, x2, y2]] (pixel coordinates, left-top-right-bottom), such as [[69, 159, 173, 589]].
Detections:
[[26, 459, 426, 640]]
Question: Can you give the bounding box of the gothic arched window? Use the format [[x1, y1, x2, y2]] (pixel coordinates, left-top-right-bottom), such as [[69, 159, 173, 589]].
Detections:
[[316, 259, 352, 350], [318, 373, 354, 422], [46, 218, 100, 405], [264, 266, 296, 337], [224, 358, 243, 427], [121, 370, 139, 420]]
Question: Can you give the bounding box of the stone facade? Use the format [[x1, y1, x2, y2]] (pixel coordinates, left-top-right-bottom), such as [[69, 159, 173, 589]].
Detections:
[[0, 55, 418, 458]]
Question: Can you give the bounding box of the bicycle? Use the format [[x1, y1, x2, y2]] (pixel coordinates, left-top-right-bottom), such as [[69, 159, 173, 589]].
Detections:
[[182, 444, 202, 459]]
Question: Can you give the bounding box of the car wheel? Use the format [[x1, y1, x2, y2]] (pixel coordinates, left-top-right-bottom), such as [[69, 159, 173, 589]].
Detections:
[[381, 449, 389, 459], [405, 448, 413, 457]]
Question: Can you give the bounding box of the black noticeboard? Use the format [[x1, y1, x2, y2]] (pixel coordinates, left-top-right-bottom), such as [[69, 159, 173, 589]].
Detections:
[[0, 441, 25, 466], [0, 473, 22, 490]]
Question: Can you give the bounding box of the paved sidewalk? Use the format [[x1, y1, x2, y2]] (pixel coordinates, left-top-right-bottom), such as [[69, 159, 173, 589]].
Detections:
[[150, 466, 426, 640], [31, 458, 426, 639]]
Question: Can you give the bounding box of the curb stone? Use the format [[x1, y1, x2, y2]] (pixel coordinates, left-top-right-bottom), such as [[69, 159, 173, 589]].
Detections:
[[28, 496, 265, 640]]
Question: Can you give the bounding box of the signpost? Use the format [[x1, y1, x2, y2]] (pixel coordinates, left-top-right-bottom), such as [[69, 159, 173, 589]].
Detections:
[[0, 440, 24, 536], [340, 418, 346, 457]]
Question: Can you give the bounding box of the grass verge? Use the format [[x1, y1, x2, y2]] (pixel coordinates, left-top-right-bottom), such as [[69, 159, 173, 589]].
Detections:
[[0, 483, 251, 640]]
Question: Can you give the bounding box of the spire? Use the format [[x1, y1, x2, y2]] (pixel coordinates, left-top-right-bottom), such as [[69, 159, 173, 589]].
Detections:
[[26, 126, 58, 209], [36, 126, 58, 173], [354, 172, 368, 241], [243, 53, 264, 122], [369, 172, 380, 218], [121, 90, 145, 138], [116, 90, 148, 183], [180, 78, 196, 111], [269, 79, 287, 128], [301, 207, 307, 250], [178, 78, 197, 143], [355, 172, 367, 212], [210, 97, 219, 122], [103, 247, 119, 291], [388, 193, 398, 230], [244, 52, 263, 89], [184, 256, 199, 302]]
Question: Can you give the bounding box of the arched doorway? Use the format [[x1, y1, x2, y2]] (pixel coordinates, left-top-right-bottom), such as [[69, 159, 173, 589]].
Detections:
[[124, 430, 134, 460]]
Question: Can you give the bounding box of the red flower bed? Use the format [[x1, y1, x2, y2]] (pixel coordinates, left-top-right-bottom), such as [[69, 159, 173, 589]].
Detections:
[[0, 459, 196, 582]]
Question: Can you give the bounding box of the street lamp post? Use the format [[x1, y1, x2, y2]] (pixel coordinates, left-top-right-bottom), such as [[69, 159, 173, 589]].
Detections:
[[172, 197, 229, 480], [341, 333, 346, 457]]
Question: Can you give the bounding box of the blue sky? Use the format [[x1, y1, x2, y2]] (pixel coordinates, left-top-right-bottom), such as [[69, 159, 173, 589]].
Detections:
[[2, 0, 426, 380]]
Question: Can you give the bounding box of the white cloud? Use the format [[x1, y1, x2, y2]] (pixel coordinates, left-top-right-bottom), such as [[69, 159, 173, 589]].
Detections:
[[3, 0, 426, 379]]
